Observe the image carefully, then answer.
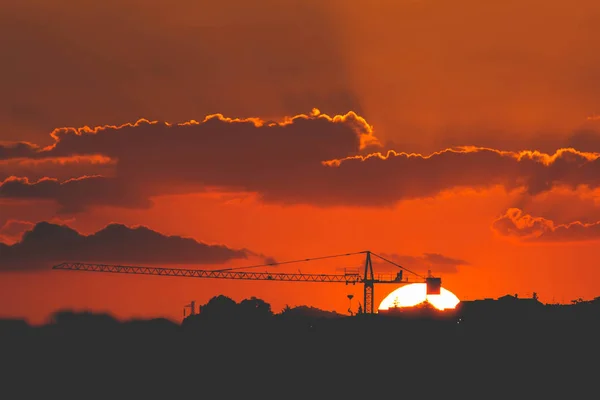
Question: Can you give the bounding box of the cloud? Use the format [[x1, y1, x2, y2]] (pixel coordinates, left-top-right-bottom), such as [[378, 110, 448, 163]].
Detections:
[[0, 0, 361, 145], [492, 208, 600, 243], [373, 253, 469, 274], [1, 110, 378, 161], [0, 176, 152, 213], [508, 185, 600, 225], [4, 0, 600, 158], [0, 155, 115, 182], [0, 110, 380, 212], [263, 256, 278, 265], [0, 142, 40, 159], [325, 147, 600, 200], [0, 221, 254, 271], [3, 110, 600, 213], [0, 220, 34, 244]]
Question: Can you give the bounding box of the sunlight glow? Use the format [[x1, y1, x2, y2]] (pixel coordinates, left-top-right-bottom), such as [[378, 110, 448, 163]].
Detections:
[[378, 283, 460, 311]]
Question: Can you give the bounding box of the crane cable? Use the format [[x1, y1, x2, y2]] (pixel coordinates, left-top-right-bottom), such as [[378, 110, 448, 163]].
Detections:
[[215, 250, 428, 280], [369, 252, 426, 279], [213, 250, 368, 272]]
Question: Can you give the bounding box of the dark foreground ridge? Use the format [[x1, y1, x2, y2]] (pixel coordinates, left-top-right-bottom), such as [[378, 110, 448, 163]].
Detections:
[[2, 294, 598, 397]]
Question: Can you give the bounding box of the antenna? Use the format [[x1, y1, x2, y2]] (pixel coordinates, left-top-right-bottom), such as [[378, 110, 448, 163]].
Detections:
[[183, 301, 196, 318]]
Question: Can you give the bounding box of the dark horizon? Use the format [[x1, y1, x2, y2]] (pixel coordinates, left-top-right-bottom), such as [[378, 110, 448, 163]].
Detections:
[[4, 291, 600, 328], [3, 292, 598, 396]]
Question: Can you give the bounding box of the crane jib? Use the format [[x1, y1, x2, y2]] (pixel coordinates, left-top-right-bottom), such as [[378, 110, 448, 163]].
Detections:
[[51, 262, 409, 284]]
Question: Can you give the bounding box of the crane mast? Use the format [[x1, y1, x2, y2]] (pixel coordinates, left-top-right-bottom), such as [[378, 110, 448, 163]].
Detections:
[[52, 250, 440, 314]]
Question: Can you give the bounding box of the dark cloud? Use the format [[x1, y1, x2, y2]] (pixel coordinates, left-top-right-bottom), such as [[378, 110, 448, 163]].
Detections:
[[322, 147, 600, 204], [0, 156, 115, 182], [0, 221, 253, 271], [508, 186, 600, 225], [0, 111, 380, 212], [430, 120, 600, 155], [373, 252, 469, 274], [263, 257, 278, 266], [2, 112, 377, 161], [0, 142, 40, 160], [492, 208, 600, 242], [3, 111, 600, 212], [0, 176, 151, 214]]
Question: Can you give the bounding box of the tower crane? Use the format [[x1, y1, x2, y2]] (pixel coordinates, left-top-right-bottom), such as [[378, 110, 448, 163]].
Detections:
[[52, 250, 442, 314]]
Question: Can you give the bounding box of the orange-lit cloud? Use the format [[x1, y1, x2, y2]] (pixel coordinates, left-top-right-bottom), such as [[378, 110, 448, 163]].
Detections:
[[0, 155, 115, 181], [507, 185, 600, 225], [2, 111, 600, 213], [0, 221, 258, 271], [0, 220, 35, 244], [0, 110, 377, 160], [0, 142, 39, 158], [492, 208, 600, 243]]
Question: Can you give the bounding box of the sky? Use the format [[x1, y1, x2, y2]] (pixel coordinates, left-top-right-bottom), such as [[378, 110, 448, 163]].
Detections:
[[2, 0, 600, 324]]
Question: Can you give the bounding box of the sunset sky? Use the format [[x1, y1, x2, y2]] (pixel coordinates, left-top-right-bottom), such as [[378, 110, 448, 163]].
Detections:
[[2, 0, 600, 324]]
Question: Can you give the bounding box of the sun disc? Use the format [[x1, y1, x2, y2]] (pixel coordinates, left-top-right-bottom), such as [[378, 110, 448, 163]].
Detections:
[[378, 283, 460, 311]]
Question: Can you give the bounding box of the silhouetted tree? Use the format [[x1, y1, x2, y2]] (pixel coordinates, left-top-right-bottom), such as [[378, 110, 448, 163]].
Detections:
[[198, 295, 238, 320], [238, 296, 272, 320]]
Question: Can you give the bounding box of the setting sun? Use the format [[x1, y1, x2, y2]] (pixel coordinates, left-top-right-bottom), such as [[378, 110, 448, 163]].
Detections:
[[378, 283, 460, 311]]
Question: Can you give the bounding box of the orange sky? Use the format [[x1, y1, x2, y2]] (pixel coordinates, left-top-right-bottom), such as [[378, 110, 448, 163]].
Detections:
[[2, 0, 600, 324]]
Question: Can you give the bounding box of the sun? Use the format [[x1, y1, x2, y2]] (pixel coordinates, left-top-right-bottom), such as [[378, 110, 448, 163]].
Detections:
[[378, 283, 460, 311]]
